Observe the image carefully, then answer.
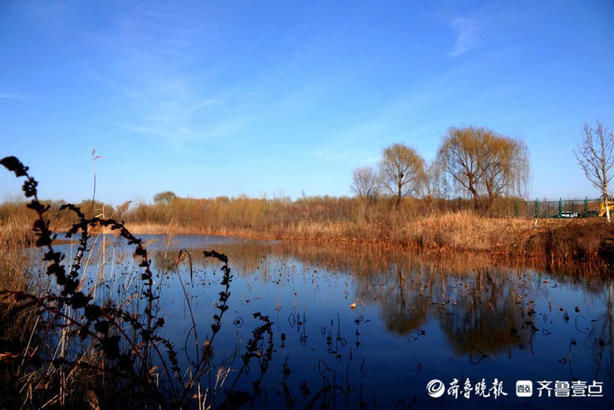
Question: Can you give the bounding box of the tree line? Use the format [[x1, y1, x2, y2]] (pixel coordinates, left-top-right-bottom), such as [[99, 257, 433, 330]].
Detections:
[[352, 126, 529, 213], [0, 122, 611, 229]]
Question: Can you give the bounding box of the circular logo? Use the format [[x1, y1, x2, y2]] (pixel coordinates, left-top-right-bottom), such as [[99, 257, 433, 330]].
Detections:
[[426, 379, 445, 398]]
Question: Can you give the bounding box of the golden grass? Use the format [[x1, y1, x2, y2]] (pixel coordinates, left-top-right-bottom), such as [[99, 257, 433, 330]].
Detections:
[[119, 212, 614, 266], [404, 211, 536, 251], [5, 210, 614, 267], [0, 218, 34, 292]]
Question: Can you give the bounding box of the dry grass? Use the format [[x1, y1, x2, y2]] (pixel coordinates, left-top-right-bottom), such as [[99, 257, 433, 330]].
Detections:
[[0, 219, 48, 408], [402, 213, 614, 266], [121, 212, 614, 266], [0, 218, 35, 292], [124, 222, 191, 235], [6, 209, 614, 267], [404, 212, 538, 251]]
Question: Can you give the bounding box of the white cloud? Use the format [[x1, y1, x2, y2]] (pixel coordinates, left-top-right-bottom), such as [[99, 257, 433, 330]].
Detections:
[[450, 17, 479, 57]]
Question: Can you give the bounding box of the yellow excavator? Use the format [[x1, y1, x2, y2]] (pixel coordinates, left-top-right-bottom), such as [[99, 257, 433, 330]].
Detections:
[[599, 199, 614, 217]]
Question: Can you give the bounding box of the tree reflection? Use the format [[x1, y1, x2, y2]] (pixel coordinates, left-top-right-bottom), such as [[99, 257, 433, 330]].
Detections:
[[149, 238, 611, 379], [435, 268, 531, 355]]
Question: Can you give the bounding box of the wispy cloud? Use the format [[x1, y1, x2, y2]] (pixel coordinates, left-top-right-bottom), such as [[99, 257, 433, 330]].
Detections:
[[117, 113, 255, 145], [0, 92, 28, 101], [312, 54, 506, 166], [449, 17, 479, 57], [314, 83, 446, 165], [83, 3, 254, 149]]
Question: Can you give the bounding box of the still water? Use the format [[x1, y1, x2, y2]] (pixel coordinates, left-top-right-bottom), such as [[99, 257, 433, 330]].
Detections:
[[58, 234, 614, 409]]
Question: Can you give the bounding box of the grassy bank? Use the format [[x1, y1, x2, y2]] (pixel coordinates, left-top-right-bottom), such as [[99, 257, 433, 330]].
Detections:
[[121, 212, 614, 267], [3, 204, 613, 267], [3, 190, 613, 266]]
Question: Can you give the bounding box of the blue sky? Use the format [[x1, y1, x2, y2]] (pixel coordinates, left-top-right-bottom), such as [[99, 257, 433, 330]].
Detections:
[[1, 0, 613, 205]]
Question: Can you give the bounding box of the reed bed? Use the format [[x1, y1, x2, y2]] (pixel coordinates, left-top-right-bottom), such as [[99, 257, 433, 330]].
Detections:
[[3, 188, 613, 266], [0, 218, 34, 291], [119, 212, 614, 267], [3, 208, 612, 267]]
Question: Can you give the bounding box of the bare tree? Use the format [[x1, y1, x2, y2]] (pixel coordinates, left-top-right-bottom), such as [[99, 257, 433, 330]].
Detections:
[[378, 143, 425, 206], [154, 191, 177, 205], [437, 126, 529, 212], [351, 166, 378, 200], [422, 160, 448, 199], [419, 160, 449, 214], [575, 121, 614, 222]]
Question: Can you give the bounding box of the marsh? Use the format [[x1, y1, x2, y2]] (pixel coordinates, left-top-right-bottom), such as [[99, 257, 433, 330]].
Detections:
[[51, 233, 614, 409]]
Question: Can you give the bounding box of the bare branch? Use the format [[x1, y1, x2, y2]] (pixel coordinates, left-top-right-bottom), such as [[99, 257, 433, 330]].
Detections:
[[576, 120, 614, 221]]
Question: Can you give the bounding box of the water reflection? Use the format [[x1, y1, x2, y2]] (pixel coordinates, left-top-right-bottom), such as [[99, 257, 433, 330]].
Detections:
[[57, 234, 614, 408], [435, 270, 532, 356]]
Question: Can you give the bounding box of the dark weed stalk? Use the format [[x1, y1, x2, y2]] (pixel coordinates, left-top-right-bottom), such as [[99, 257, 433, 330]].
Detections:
[[175, 249, 200, 366], [205, 250, 232, 349], [280, 356, 297, 409], [1, 156, 284, 409], [219, 312, 274, 409], [247, 314, 274, 410], [0, 156, 172, 405], [182, 250, 233, 404]]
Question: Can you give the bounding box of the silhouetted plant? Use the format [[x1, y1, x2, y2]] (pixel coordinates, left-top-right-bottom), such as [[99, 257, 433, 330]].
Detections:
[[219, 312, 273, 410], [0, 156, 278, 408]]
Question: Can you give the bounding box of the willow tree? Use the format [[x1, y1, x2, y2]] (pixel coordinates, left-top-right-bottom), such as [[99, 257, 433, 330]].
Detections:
[[575, 121, 614, 222], [378, 143, 425, 206], [437, 127, 529, 212]]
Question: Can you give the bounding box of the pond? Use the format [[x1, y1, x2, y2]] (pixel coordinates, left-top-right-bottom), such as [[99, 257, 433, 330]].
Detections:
[[53, 234, 614, 409]]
